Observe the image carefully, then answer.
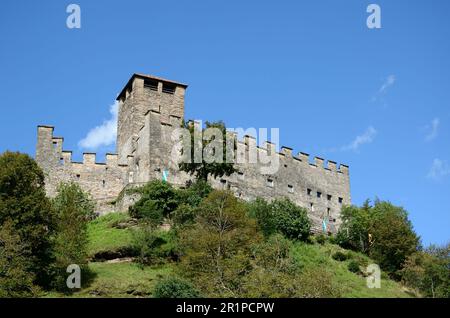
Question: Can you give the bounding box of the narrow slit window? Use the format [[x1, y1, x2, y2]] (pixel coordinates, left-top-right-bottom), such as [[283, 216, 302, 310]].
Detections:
[[310, 203, 314, 212]]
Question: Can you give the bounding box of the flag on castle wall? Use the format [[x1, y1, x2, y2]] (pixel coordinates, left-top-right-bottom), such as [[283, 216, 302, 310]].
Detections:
[[162, 169, 168, 182]]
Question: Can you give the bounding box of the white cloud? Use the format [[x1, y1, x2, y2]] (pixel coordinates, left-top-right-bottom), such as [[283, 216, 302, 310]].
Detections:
[[379, 75, 396, 94], [427, 159, 450, 181], [424, 117, 440, 142], [78, 101, 118, 150], [341, 126, 377, 152], [371, 74, 396, 104]]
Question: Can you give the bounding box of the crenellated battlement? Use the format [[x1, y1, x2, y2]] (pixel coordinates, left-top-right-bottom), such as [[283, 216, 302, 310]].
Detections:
[[36, 72, 351, 234]]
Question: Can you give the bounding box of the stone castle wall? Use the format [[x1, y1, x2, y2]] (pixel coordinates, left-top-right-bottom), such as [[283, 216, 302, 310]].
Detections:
[[35, 73, 351, 233]]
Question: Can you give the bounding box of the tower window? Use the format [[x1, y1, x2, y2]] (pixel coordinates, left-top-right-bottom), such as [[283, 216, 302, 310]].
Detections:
[[266, 178, 274, 188], [288, 184, 294, 193], [307, 188, 312, 196], [144, 79, 158, 91], [162, 83, 176, 94], [327, 208, 331, 216], [237, 171, 244, 181], [76, 174, 80, 179], [317, 191, 322, 198], [102, 180, 106, 187], [327, 194, 332, 201], [338, 197, 343, 204], [310, 203, 314, 212]]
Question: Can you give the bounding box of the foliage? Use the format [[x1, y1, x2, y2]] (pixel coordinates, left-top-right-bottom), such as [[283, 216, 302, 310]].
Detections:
[[179, 191, 261, 297], [400, 244, 449, 298], [132, 225, 168, 267], [129, 180, 178, 221], [51, 182, 94, 291], [315, 234, 327, 245], [179, 120, 236, 181], [0, 151, 54, 287], [270, 198, 311, 241], [153, 277, 201, 298], [0, 220, 40, 297], [178, 180, 213, 207], [332, 251, 349, 262], [336, 199, 419, 277], [248, 197, 311, 241], [347, 260, 361, 274], [247, 198, 276, 237]]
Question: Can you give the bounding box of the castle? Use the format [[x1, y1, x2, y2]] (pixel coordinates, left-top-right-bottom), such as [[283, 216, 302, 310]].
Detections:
[[36, 73, 351, 233]]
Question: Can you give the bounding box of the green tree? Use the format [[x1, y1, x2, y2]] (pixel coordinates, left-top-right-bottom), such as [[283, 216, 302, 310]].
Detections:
[[179, 120, 236, 181], [247, 198, 276, 237], [129, 180, 178, 222], [0, 151, 54, 287], [0, 220, 40, 297], [336, 199, 419, 277], [369, 201, 419, 276], [153, 277, 201, 298], [400, 244, 449, 298], [179, 191, 261, 297], [271, 198, 311, 241], [51, 182, 94, 291]]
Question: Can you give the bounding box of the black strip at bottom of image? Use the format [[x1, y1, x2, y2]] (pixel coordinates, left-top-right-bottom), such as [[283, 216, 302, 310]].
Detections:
[[0, 298, 447, 316]]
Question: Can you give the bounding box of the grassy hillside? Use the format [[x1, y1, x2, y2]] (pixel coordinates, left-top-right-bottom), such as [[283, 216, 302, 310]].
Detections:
[[46, 212, 413, 298]]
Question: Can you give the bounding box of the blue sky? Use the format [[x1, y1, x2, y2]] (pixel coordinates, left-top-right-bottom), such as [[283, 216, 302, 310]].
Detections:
[[0, 0, 449, 246]]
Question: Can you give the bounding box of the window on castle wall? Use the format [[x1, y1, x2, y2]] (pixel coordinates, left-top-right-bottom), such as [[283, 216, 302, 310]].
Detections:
[[310, 203, 314, 212], [266, 179, 274, 188], [102, 180, 106, 187], [327, 208, 331, 216], [338, 197, 343, 204], [327, 194, 332, 201], [144, 79, 158, 91], [237, 172, 244, 181], [53, 141, 57, 149], [307, 188, 312, 196], [288, 184, 294, 193], [59, 158, 64, 166], [76, 174, 80, 179], [317, 191, 322, 198], [162, 83, 176, 94]]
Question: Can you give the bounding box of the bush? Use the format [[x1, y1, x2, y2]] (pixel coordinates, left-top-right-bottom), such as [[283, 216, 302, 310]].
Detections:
[[315, 234, 327, 245], [171, 203, 196, 227], [131, 226, 179, 266], [348, 260, 361, 274], [0, 220, 40, 297], [271, 198, 311, 241], [153, 277, 201, 298], [129, 181, 178, 220], [178, 180, 212, 208], [332, 251, 349, 262], [0, 151, 54, 288], [247, 198, 276, 237], [51, 182, 94, 291]]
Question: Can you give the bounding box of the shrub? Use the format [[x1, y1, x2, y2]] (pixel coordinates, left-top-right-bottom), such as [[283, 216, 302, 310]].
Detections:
[[51, 182, 94, 291], [315, 234, 327, 245], [0, 220, 40, 297], [153, 277, 201, 298], [171, 203, 196, 227], [247, 198, 276, 237], [129, 181, 178, 220], [271, 198, 311, 241], [348, 260, 361, 274], [0, 151, 54, 287], [332, 251, 349, 262], [178, 180, 212, 207], [132, 224, 170, 266]]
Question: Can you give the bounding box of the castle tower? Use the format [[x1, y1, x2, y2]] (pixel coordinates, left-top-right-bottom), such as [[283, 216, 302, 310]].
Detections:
[[116, 74, 188, 164]]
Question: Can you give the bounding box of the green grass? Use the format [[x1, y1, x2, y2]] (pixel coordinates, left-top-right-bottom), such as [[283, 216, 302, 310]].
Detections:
[[46, 212, 415, 298], [87, 213, 134, 258], [291, 242, 413, 298]]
